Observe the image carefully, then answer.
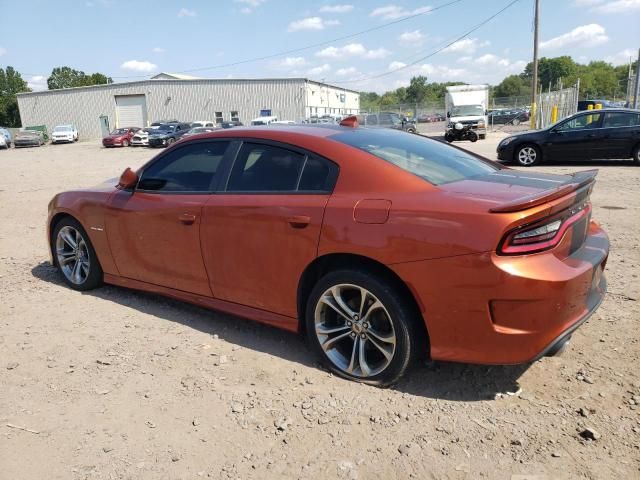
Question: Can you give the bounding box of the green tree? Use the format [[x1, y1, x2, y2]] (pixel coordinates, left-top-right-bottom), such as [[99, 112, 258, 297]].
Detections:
[[493, 75, 530, 98], [523, 56, 578, 90], [405, 75, 428, 104], [47, 66, 112, 89], [0, 66, 30, 127]]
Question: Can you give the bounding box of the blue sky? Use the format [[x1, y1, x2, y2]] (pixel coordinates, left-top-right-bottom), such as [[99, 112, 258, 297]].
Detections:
[[0, 0, 638, 93]]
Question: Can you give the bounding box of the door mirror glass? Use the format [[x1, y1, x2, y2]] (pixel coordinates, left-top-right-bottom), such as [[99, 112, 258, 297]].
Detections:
[[118, 167, 138, 190]]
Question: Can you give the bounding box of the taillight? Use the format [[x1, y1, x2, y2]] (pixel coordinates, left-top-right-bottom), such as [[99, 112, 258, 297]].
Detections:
[[498, 202, 591, 255]]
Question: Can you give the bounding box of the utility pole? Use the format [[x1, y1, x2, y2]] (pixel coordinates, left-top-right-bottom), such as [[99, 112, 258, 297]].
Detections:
[[634, 48, 640, 109], [530, 0, 540, 129]]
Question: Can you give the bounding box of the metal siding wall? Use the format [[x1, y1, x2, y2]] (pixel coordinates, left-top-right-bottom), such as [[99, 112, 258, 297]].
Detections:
[[17, 79, 308, 139]]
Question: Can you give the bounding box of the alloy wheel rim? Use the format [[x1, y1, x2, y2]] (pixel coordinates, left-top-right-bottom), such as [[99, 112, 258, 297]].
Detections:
[[518, 147, 536, 165], [314, 284, 396, 378], [56, 226, 90, 285]]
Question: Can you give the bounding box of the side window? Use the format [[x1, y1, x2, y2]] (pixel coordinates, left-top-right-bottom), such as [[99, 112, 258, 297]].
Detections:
[[138, 142, 230, 192], [227, 143, 305, 192], [557, 113, 602, 131], [298, 156, 338, 192], [603, 112, 638, 128]]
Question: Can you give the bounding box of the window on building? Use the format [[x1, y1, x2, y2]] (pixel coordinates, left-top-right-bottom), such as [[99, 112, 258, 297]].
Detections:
[[215, 112, 224, 124], [230, 111, 239, 122]]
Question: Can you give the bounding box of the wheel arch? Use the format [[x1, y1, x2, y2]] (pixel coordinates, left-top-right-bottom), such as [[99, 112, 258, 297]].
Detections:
[[48, 212, 76, 259], [297, 252, 430, 356]]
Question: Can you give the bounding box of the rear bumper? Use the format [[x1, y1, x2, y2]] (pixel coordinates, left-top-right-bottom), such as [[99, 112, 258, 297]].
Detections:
[[390, 221, 609, 365]]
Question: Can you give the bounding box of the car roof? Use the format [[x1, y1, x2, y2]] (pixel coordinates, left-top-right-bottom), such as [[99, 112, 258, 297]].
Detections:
[[575, 108, 638, 114]]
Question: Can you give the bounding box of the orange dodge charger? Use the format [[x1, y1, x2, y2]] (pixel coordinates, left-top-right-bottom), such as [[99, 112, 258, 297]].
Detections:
[[47, 121, 609, 386]]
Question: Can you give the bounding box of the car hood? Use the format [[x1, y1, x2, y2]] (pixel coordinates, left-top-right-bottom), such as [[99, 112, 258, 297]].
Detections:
[[438, 169, 575, 207], [149, 131, 172, 137], [16, 131, 40, 138], [104, 134, 125, 140]]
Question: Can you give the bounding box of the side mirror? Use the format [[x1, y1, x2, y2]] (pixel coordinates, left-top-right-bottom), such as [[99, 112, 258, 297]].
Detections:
[[118, 167, 138, 190]]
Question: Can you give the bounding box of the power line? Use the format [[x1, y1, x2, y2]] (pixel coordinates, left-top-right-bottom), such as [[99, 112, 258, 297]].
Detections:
[[20, 0, 465, 80], [327, 0, 523, 85]]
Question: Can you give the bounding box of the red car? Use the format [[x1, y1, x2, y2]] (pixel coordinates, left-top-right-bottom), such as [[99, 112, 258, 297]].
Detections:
[[48, 120, 609, 386], [102, 127, 140, 147]]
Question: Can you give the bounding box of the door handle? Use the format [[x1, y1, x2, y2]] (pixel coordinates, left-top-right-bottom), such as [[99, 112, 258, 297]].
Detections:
[[586, 133, 597, 138], [178, 213, 196, 225], [287, 215, 311, 229]]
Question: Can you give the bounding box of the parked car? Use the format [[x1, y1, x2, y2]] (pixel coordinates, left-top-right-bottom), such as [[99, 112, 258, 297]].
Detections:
[[15, 129, 45, 147], [102, 127, 140, 148], [183, 126, 218, 137], [131, 127, 157, 147], [0, 127, 13, 148], [0, 134, 6, 149], [578, 99, 613, 111], [51, 125, 78, 144], [250, 116, 279, 125], [488, 109, 529, 126], [151, 120, 179, 127], [497, 108, 640, 166], [220, 121, 244, 128], [147, 122, 191, 147], [191, 121, 216, 128], [363, 112, 417, 133], [47, 122, 609, 386]]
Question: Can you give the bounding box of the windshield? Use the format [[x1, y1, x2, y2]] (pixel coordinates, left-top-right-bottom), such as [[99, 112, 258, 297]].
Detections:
[[156, 125, 176, 132], [451, 105, 485, 117], [110, 128, 129, 135], [54, 126, 72, 132], [331, 128, 497, 185]]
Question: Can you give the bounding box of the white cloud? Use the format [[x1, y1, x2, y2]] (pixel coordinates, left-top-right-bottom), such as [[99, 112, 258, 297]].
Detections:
[[605, 48, 637, 66], [370, 4, 432, 19], [0, 46, 6, 56], [573, 0, 602, 5], [235, 0, 266, 13], [398, 30, 425, 46], [307, 64, 331, 76], [457, 56, 473, 63], [319, 4, 354, 13], [240, 7, 252, 13], [592, 0, 640, 12], [27, 75, 47, 91], [288, 16, 339, 31], [152, 47, 165, 53], [120, 60, 158, 72], [442, 38, 490, 54], [388, 61, 407, 70], [177, 8, 196, 17], [316, 43, 390, 59], [540, 24, 608, 50], [335, 66, 358, 76], [278, 57, 307, 67]]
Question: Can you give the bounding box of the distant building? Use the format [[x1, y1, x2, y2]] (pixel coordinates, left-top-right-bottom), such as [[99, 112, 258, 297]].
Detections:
[[16, 77, 360, 138]]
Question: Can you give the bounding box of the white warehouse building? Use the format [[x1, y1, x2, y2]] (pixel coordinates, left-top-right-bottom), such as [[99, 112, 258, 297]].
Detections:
[[16, 76, 360, 139]]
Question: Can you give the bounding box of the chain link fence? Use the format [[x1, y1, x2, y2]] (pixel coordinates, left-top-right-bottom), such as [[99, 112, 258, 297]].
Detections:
[[534, 83, 580, 129]]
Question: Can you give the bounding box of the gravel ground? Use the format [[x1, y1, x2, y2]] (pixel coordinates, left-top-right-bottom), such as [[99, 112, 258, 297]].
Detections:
[[1, 137, 639, 480]]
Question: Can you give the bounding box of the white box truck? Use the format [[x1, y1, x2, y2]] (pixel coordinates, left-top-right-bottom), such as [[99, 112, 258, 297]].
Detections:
[[445, 85, 489, 139]]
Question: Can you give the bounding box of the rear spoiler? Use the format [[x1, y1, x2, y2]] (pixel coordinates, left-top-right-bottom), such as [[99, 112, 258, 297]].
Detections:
[[489, 169, 598, 213]]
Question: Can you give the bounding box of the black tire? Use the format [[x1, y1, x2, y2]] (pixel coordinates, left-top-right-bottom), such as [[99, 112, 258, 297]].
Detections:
[[632, 144, 640, 164], [167, 137, 175, 145], [512, 118, 520, 126], [468, 131, 478, 142], [122, 139, 129, 147], [515, 143, 542, 167], [444, 132, 455, 143], [305, 269, 418, 387], [51, 217, 103, 291]]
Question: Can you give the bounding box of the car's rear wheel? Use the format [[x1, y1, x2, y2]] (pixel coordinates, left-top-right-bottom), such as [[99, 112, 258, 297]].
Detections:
[[122, 139, 129, 147], [512, 118, 521, 126], [515, 144, 541, 167], [306, 270, 417, 387], [52, 217, 103, 291]]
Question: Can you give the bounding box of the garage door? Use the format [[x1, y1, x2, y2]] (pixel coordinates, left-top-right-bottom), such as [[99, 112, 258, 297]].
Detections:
[[115, 95, 147, 128]]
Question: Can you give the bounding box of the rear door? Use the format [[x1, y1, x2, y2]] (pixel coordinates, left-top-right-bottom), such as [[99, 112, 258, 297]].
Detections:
[[601, 111, 640, 158], [200, 140, 338, 318], [544, 112, 603, 160], [105, 140, 231, 296]]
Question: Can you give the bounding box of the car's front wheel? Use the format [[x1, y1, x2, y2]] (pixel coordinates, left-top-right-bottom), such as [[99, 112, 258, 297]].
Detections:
[[515, 144, 541, 166], [52, 217, 103, 291], [306, 270, 418, 387], [122, 139, 129, 147], [167, 137, 175, 145], [632, 144, 640, 164]]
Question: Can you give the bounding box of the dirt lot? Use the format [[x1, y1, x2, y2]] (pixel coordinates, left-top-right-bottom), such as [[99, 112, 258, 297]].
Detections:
[[1, 136, 639, 480]]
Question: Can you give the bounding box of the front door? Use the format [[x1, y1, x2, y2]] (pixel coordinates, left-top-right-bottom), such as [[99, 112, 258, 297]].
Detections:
[[543, 112, 603, 161], [105, 140, 231, 296], [200, 141, 338, 318]]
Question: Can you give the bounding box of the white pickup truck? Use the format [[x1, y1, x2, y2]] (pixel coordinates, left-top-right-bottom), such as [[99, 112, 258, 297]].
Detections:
[[445, 85, 489, 139]]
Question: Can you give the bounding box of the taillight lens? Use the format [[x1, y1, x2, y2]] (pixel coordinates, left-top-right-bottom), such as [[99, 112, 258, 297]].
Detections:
[[498, 203, 591, 255]]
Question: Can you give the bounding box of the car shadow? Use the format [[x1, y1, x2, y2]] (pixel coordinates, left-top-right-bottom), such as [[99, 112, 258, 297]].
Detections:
[[31, 262, 528, 401]]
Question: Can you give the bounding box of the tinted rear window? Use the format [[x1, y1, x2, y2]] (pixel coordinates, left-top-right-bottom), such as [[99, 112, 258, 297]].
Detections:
[[330, 128, 498, 185]]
